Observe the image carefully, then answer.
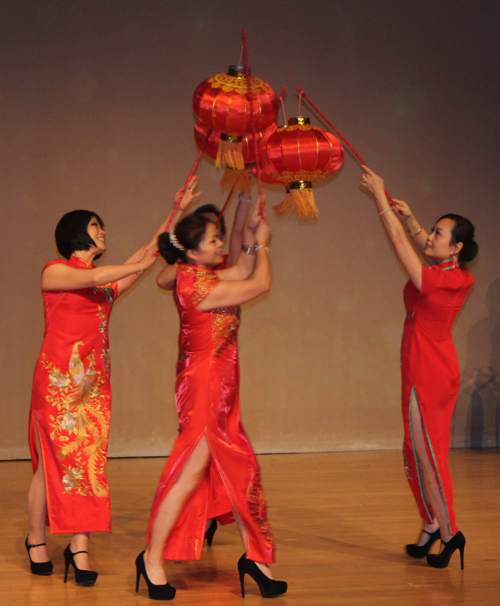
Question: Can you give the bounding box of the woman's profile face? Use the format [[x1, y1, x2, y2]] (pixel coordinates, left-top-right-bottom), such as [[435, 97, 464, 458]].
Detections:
[[87, 216, 106, 253], [189, 222, 224, 268], [201, 212, 224, 242], [424, 218, 458, 262]]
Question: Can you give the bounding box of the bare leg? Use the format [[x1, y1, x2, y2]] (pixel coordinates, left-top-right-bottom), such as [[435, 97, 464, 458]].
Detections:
[[27, 419, 50, 563], [145, 437, 211, 584], [411, 401, 452, 549], [70, 532, 91, 570], [232, 506, 274, 579]]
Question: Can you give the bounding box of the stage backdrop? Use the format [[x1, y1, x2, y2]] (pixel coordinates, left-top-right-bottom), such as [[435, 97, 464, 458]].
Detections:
[[1, 0, 499, 459]]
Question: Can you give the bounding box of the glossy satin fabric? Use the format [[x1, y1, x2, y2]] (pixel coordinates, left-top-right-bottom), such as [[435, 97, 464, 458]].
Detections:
[[147, 264, 275, 563], [193, 73, 278, 136], [401, 260, 474, 535], [28, 255, 117, 533]]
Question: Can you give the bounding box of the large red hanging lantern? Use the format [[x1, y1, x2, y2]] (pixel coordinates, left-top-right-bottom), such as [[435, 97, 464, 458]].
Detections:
[[258, 117, 344, 218], [194, 119, 277, 191], [193, 65, 278, 171]]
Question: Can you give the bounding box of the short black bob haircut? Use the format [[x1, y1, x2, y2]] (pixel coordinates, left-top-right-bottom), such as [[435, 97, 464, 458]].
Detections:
[[193, 204, 226, 237], [158, 214, 211, 265], [437, 213, 478, 264], [55, 210, 105, 260]]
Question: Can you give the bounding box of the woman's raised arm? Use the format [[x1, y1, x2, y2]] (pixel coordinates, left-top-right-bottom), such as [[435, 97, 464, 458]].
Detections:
[[360, 166, 424, 291], [197, 220, 272, 310]]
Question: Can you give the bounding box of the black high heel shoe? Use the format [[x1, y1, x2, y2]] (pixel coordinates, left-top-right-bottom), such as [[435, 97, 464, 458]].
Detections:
[[406, 528, 441, 558], [63, 545, 98, 586], [426, 531, 466, 569], [135, 551, 176, 601], [204, 519, 217, 546], [25, 536, 53, 575], [237, 553, 287, 598]]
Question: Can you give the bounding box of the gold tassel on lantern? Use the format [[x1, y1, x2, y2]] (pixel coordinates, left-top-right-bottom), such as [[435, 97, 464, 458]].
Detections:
[[220, 168, 251, 192], [216, 134, 245, 170], [275, 181, 318, 219]]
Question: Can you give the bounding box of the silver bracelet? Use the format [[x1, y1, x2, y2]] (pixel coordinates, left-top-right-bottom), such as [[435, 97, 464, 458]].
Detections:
[[379, 207, 393, 216], [409, 227, 423, 236], [255, 245, 270, 254], [241, 244, 257, 255]]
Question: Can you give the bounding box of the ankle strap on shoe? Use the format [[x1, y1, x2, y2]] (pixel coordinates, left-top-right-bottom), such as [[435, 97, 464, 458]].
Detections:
[[71, 550, 89, 555], [28, 542, 47, 548]]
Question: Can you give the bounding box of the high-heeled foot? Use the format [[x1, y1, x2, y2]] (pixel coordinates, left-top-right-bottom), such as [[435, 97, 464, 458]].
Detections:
[[25, 536, 53, 576], [426, 531, 465, 569], [237, 553, 287, 598], [204, 519, 217, 546], [63, 545, 98, 586], [135, 551, 176, 601], [406, 528, 441, 559]]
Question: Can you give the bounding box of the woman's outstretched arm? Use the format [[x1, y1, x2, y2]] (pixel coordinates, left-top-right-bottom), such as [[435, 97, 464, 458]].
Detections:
[[117, 178, 201, 296], [360, 165, 424, 291]]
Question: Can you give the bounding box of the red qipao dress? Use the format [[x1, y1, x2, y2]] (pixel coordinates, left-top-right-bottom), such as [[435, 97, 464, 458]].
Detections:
[[29, 255, 117, 533], [146, 263, 275, 563], [401, 258, 474, 535]]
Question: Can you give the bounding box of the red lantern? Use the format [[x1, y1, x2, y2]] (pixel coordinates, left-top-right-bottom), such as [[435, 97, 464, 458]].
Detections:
[[258, 117, 344, 218], [193, 65, 278, 171], [194, 120, 277, 192]]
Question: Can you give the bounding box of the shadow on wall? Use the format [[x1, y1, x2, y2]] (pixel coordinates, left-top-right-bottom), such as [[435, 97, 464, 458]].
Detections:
[[452, 278, 500, 448]]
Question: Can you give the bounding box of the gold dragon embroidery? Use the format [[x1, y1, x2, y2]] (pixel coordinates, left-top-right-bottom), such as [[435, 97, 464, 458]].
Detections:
[[44, 341, 108, 497]]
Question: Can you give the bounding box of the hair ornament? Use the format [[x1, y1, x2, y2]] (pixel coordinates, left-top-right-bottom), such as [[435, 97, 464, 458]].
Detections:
[[169, 228, 185, 251]]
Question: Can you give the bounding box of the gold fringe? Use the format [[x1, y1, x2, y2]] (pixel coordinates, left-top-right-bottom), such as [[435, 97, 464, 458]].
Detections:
[[220, 168, 251, 192], [273, 188, 319, 218], [216, 140, 245, 170]]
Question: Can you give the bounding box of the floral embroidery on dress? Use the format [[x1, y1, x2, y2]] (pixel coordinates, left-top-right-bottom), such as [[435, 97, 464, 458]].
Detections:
[[211, 306, 240, 355], [181, 265, 219, 306], [247, 469, 274, 546], [44, 341, 109, 498]]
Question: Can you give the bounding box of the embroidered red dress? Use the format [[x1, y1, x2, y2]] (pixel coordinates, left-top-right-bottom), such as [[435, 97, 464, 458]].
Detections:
[[401, 259, 474, 535], [147, 263, 275, 563], [29, 255, 117, 533]]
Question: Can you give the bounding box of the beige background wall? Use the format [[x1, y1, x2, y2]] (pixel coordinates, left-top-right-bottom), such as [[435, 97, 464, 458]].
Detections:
[[1, 1, 499, 459]]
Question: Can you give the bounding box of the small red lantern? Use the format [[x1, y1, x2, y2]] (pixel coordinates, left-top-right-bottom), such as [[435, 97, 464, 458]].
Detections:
[[193, 65, 278, 171], [194, 119, 277, 191], [258, 117, 344, 218]]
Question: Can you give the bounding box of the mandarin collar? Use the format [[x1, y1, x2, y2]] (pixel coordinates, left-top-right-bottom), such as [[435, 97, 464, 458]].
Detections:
[[69, 255, 94, 269]]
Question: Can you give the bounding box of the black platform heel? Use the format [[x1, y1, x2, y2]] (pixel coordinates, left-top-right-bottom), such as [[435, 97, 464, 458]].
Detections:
[[135, 551, 176, 601], [237, 553, 287, 598], [426, 531, 466, 569], [25, 536, 53, 576], [204, 519, 217, 546], [406, 528, 441, 558], [63, 545, 98, 586]]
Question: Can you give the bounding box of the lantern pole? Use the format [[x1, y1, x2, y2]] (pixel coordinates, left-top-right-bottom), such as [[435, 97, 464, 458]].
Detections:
[[215, 184, 236, 228], [164, 130, 211, 234], [296, 87, 396, 207], [242, 29, 266, 219]]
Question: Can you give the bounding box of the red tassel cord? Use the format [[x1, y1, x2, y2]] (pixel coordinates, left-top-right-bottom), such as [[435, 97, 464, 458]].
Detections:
[[164, 130, 211, 234], [242, 29, 266, 219], [295, 87, 396, 207]]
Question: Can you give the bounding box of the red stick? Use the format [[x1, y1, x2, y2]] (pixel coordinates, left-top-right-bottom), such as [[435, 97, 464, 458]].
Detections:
[[242, 29, 266, 219], [296, 86, 395, 206], [164, 131, 211, 233], [215, 184, 235, 228]]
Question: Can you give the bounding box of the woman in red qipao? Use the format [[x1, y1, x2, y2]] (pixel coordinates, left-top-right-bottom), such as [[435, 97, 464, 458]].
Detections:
[[26, 188, 198, 585], [360, 166, 478, 570], [134, 207, 287, 601], [154, 181, 255, 546]]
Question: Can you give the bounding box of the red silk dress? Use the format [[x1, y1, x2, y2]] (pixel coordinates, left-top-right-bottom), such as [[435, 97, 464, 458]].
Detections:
[[29, 255, 117, 533], [401, 259, 474, 535], [147, 263, 275, 563]]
